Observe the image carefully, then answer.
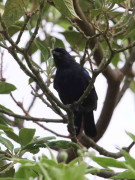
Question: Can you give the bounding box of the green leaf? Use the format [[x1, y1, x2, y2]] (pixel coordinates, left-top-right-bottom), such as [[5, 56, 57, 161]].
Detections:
[[52, 37, 65, 48], [111, 53, 121, 67], [112, 170, 135, 179], [0, 82, 16, 94], [0, 104, 13, 112], [28, 136, 56, 146], [0, 163, 15, 177], [0, 124, 12, 131], [0, 107, 18, 126], [5, 131, 20, 144], [35, 39, 50, 62], [19, 128, 36, 146], [62, 31, 85, 50], [52, 0, 80, 20], [90, 9, 102, 19], [8, 21, 24, 37], [63, 162, 87, 180], [92, 156, 126, 169], [0, 177, 26, 180], [0, 136, 14, 153], [2, 0, 29, 28], [15, 166, 37, 179], [0, 114, 8, 126], [28, 77, 34, 84], [47, 140, 80, 149], [122, 150, 135, 169], [112, 0, 126, 3], [126, 131, 135, 141], [21, 136, 55, 154], [130, 81, 135, 93]]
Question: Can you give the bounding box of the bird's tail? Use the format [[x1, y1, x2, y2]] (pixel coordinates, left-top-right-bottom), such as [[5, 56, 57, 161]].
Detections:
[[83, 111, 97, 137], [74, 111, 83, 136]]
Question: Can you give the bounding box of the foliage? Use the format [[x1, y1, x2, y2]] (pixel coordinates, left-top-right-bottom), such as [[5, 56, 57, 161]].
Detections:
[[0, 0, 134, 179], [0, 126, 135, 179]]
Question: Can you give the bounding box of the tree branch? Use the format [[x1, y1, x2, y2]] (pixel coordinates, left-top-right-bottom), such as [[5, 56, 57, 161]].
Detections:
[[80, 135, 135, 158], [34, 121, 70, 139], [121, 47, 135, 75], [0, 108, 64, 123]]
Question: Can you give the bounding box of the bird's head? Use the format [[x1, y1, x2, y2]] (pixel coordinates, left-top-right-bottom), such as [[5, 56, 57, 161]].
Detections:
[[52, 47, 67, 57], [52, 47, 74, 68]]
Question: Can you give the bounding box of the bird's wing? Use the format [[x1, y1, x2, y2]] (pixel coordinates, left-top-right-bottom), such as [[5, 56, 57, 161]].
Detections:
[[79, 68, 98, 110], [54, 67, 95, 104], [54, 67, 89, 104]]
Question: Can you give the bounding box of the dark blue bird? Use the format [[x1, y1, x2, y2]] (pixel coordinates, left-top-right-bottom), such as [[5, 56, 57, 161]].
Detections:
[[52, 47, 97, 137]]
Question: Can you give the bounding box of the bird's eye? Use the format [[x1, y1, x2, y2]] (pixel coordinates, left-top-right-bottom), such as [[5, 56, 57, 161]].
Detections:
[[52, 50, 60, 56]]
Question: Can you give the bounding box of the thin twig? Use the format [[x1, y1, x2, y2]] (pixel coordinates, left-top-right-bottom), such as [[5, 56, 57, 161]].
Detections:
[[0, 42, 9, 50], [34, 121, 70, 139], [0, 49, 5, 81], [80, 135, 135, 158], [30, 85, 67, 121], [0, 107, 64, 123], [80, 40, 89, 66], [25, 1, 45, 52], [10, 93, 29, 116], [115, 76, 133, 106], [87, 43, 99, 73], [27, 95, 37, 113], [16, 13, 31, 44], [114, 41, 135, 54]]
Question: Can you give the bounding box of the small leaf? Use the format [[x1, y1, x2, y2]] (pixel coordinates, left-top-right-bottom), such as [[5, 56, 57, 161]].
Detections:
[[90, 9, 102, 19], [112, 170, 135, 179], [15, 166, 37, 179], [35, 39, 50, 62], [21, 136, 56, 153], [111, 54, 121, 67], [0, 114, 9, 126], [0, 124, 12, 131], [126, 131, 135, 141], [19, 128, 36, 146], [2, 0, 29, 28], [52, 0, 81, 20], [28, 77, 34, 84], [8, 21, 24, 37], [0, 82, 16, 94], [113, 0, 126, 3], [27, 136, 56, 147], [63, 162, 87, 180], [0, 105, 13, 112], [0, 163, 15, 177], [47, 140, 80, 149], [62, 31, 85, 50], [122, 150, 135, 169], [0, 178, 25, 180], [0, 136, 14, 153], [130, 81, 135, 93], [52, 37, 65, 48], [5, 131, 20, 144], [92, 156, 126, 169]]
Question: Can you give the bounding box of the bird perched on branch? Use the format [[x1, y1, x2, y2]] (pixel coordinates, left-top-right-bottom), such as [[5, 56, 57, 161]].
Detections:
[[52, 47, 98, 137]]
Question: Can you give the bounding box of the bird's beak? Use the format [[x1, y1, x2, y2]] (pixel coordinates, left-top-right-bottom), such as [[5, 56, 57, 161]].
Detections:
[[52, 50, 60, 56]]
